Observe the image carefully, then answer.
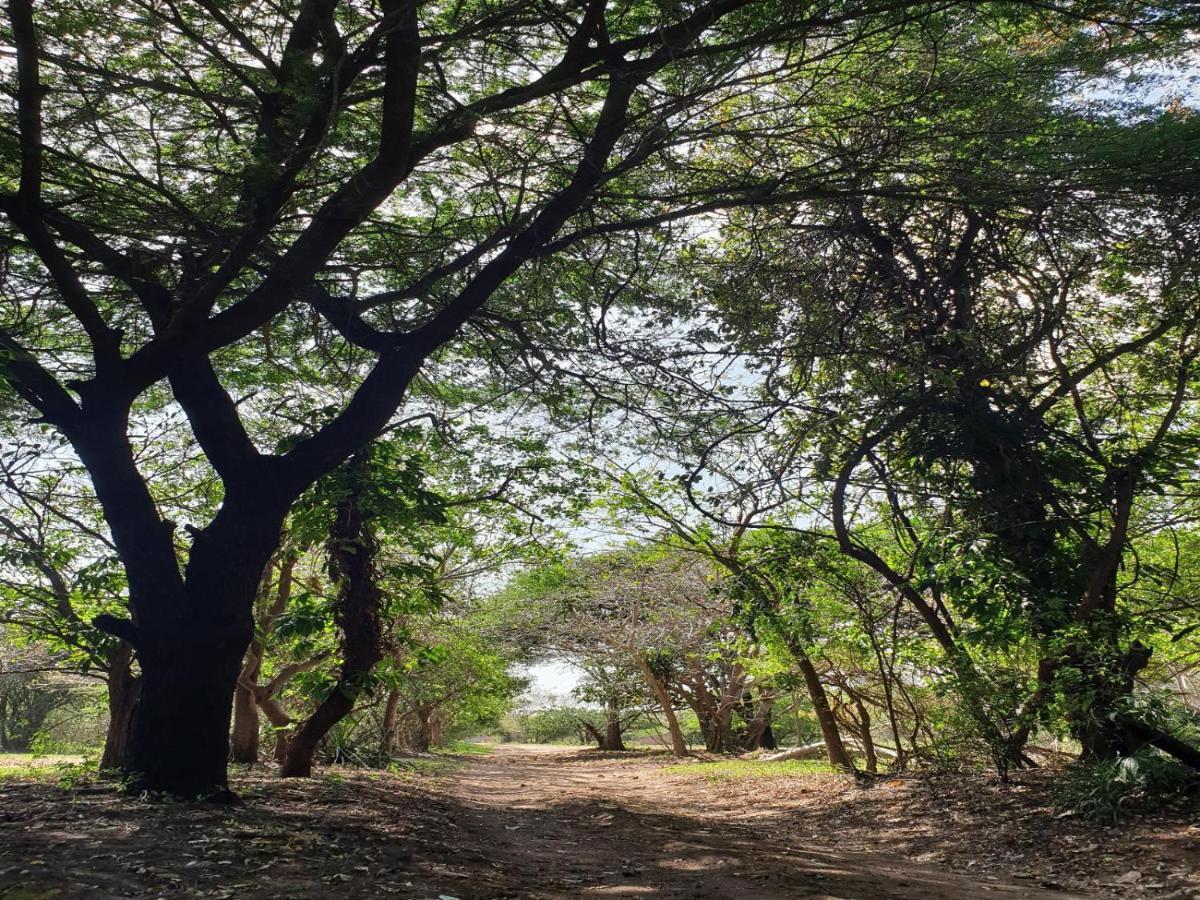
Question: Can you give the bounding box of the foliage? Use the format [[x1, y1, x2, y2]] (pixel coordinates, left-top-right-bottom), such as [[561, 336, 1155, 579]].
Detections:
[[1055, 752, 1200, 823], [508, 707, 598, 745], [0, 671, 72, 752]]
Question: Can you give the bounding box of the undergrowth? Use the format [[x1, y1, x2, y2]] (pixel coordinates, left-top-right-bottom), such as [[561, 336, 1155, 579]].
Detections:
[[1054, 750, 1200, 823]]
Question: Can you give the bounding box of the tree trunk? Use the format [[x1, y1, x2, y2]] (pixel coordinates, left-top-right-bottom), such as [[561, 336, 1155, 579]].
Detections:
[[283, 684, 358, 773], [230, 680, 260, 763], [853, 696, 878, 773], [256, 695, 294, 763], [282, 456, 384, 778], [602, 697, 626, 751], [382, 687, 401, 755], [796, 655, 854, 772], [95, 481, 286, 796], [411, 705, 434, 752], [637, 657, 687, 756], [1076, 639, 1151, 761], [231, 553, 297, 764], [100, 642, 140, 771], [428, 706, 445, 749], [739, 690, 777, 751], [230, 638, 264, 764], [595, 695, 626, 751], [126, 628, 248, 798]]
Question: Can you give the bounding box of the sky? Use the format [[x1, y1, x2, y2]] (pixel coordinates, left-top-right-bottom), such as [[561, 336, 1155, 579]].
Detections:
[[520, 660, 581, 704]]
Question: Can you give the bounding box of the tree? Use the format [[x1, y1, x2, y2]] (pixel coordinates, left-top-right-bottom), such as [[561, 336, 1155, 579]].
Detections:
[[594, 470, 858, 767], [3, 0, 1189, 795], [512, 548, 739, 757], [572, 660, 646, 751], [2, 0, 899, 795], [538, 8, 1200, 773], [690, 113, 1200, 769], [0, 647, 71, 752]]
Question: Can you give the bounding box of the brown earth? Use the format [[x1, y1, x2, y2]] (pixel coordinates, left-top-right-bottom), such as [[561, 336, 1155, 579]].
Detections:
[[0, 744, 1196, 899]]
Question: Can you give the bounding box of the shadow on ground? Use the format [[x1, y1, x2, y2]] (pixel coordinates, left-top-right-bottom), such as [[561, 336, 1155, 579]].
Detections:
[[0, 745, 1088, 899]]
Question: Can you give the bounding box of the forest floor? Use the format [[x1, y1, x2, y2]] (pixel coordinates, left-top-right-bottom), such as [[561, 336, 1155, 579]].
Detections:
[[0, 743, 1197, 899]]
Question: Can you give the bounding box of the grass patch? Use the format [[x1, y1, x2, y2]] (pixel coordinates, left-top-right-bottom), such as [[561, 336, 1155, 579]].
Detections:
[[0, 754, 94, 789], [437, 739, 493, 756], [663, 759, 834, 781], [0, 753, 86, 767]]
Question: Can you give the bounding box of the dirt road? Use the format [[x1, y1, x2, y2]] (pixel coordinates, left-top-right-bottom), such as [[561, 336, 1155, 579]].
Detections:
[[433, 744, 1078, 899], [10, 745, 1184, 898]]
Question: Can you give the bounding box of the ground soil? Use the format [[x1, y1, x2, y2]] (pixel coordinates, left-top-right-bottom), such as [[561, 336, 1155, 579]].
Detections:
[[1, 744, 1196, 899]]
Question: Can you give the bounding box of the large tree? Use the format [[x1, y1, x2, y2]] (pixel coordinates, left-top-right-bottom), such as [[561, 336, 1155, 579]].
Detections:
[[0, 0, 865, 795], [683, 117, 1200, 767], [1, 0, 1188, 796]]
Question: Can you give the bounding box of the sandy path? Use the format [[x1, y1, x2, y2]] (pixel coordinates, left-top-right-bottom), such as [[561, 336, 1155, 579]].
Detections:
[[438, 744, 1082, 899]]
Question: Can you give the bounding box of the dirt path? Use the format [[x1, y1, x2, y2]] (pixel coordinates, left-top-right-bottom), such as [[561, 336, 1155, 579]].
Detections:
[[7, 746, 1188, 898], [435, 744, 1079, 899]]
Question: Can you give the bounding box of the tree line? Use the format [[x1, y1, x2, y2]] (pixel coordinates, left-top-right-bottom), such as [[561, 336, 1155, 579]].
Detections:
[[0, 0, 1197, 797]]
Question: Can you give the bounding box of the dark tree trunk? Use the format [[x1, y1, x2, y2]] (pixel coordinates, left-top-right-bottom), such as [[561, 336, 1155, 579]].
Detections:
[[100, 642, 140, 771], [283, 684, 358, 772], [126, 629, 249, 798], [282, 453, 383, 777], [1076, 639, 1151, 761], [95, 473, 286, 796]]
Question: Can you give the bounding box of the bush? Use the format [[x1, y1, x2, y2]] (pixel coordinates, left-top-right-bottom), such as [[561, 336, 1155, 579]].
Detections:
[[0, 673, 73, 752], [522, 707, 594, 744], [1055, 750, 1200, 823]]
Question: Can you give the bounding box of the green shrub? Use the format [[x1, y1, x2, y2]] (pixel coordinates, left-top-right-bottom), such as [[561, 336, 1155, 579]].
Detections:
[[1055, 750, 1199, 823], [520, 707, 593, 744]]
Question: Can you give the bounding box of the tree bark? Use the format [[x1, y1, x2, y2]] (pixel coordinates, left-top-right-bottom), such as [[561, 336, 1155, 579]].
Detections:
[[796, 654, 854, 772], [382, 686, 402, 755], [99, 641, 140, 771], [637, 656, 687, 756], [258, 695, 293, 763], [232, 552, 297, 764], [602, 696, 626, 751], [853, 696, 878, 773], [282, 455, 384, 777], [739, 690, 777, 751], [126, 628, 249, 798], [427, 705, 445, 749], [96, 479, 286, 796], [230, 678, 260, 763]]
